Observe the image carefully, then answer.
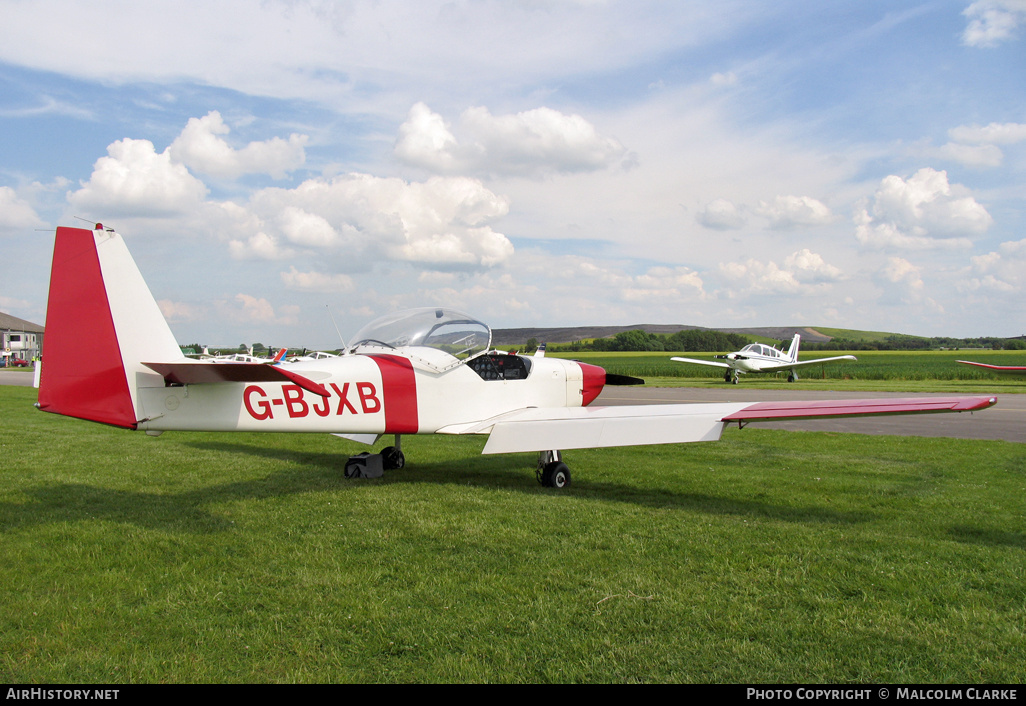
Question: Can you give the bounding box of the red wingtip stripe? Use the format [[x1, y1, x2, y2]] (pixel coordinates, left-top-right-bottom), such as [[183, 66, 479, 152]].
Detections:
[[722, 396, 998, 423]]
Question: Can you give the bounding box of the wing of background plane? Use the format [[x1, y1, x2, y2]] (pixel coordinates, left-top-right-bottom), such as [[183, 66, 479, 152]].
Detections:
[[755, 354, 857, 372], [957, 361, 1026, 376], [437, 395, 997, 454], [670, 356, 732, 369]]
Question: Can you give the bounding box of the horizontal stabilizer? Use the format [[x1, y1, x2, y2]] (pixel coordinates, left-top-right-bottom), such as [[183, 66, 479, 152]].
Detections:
[[142, 361, 330, 397]]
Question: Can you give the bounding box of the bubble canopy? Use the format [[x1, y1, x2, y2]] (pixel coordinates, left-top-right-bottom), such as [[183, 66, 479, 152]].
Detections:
[[349, 307, 492, 362]]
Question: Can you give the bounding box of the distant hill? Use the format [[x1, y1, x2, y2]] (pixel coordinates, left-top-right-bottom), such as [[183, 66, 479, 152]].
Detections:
[[491, 324, 839, 346]]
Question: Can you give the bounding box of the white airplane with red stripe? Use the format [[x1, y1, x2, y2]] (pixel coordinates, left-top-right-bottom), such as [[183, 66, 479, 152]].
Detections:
[[36, 225, 998, 488], [673, 335, 857, 384]]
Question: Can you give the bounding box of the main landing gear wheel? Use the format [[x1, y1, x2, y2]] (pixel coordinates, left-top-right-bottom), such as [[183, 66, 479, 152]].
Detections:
[[540, 461, 571, 488], [381, 446, 405, 470]]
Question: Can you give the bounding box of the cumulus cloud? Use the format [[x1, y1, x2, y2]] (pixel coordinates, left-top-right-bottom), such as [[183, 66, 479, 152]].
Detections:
[[962, 0, 1026, 47], [875, 256, 942, 311], [222, 293, 298, 325], [0, 187, 45, 232], [719, 252, 841, 294], [719, 259, 801, 294], [395, 102, 627, 177], [854, 168, 992, 250], [784, 249, 843, 283], [931, 121, 1026, 167], [948, 121, 1026, 144], [280, 267, 355, 293], [245, 173, 513, 267], [157, 299, 206, 323], [621, 266, 706, 302], [755, 195, 833, 229], [169, 111, 308, 179], [228, 231, 295, 260], [717, 249, 843, 296], [67, 137, 209, 217], [696, 198, 746, 230], [959, 237, 1026, 294]]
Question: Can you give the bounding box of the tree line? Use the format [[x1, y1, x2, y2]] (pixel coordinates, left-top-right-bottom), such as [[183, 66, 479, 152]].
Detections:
[[547, 329, 751, 353], [548, 331, 1026, 353]]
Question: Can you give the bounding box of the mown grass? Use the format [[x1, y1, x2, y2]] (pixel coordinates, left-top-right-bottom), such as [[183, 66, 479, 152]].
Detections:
[[1, 385, 1024, 683], [553, 350, 1026, 390]]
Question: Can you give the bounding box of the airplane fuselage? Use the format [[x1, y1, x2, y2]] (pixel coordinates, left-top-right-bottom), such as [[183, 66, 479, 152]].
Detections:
[[135, 351, 603, 435], [721, 352, 789, 374]]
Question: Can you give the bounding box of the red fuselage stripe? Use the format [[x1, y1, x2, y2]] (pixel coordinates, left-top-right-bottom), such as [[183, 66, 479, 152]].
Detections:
[[369, 354, 420, 433]]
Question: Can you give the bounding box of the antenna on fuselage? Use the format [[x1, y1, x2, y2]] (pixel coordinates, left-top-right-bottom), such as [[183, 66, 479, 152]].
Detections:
[[327, 305, 349, 354]]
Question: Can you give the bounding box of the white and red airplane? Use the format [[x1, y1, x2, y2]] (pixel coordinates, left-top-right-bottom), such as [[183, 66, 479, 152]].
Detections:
[[36, 225, 997, 488], [672, 334, 856, 384]]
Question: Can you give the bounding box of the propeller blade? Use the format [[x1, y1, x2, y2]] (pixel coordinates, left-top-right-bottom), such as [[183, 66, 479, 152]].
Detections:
[[605, 373, 645, 386]]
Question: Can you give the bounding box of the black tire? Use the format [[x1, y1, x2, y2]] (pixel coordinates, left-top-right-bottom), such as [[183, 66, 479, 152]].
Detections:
[[541, 461, 571, 488], [381, 446, 405, 470]]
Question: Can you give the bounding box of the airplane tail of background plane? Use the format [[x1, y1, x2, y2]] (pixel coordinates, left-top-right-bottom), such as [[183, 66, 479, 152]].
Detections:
[[37, 225, 184, 429], [785, 333, 801, 363]]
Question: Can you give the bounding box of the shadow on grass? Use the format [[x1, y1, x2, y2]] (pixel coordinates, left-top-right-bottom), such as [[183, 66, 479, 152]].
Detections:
[[196, 440, 875, 526], [0, 444, 348, 534], [0, 437, 875, 534], [948, 526, 1026, 550]]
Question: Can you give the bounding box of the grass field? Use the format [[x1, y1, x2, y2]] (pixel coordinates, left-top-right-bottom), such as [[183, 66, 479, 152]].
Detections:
[[1, 384, 1024, 683]]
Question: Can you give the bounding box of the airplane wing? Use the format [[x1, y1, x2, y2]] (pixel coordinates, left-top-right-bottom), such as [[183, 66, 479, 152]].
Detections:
[[757, 354, 857, 372], [437, 395, 997, 454], [670, 356, 732, 369], [957, 361, 1026, 376]]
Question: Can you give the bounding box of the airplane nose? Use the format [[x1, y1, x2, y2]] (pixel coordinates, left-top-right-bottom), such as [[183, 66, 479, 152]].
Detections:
[[578, 363, 606, 406]]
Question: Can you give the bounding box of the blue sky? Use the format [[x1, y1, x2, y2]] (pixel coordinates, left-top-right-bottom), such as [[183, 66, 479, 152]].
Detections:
[[1, 0, 1024, 348]]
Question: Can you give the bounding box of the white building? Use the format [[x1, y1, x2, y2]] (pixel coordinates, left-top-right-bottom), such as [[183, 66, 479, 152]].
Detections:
[[1, 311, 44, 365]]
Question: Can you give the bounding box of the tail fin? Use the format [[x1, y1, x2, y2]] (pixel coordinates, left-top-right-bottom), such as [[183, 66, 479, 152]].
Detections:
[[37, 225, 183, 428], [785, 333, 801, 363]]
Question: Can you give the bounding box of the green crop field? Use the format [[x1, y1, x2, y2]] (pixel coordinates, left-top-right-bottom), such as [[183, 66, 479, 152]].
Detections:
[[1, 385, 1024, 683]]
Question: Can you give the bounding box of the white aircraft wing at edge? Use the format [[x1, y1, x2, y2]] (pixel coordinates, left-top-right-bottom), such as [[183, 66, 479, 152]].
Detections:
[[440, 396, 997, 455], [670, 356, 731, 369]]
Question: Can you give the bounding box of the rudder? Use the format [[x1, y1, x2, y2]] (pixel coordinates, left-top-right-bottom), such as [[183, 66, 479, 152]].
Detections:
[[38, 225, 183, 428]]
